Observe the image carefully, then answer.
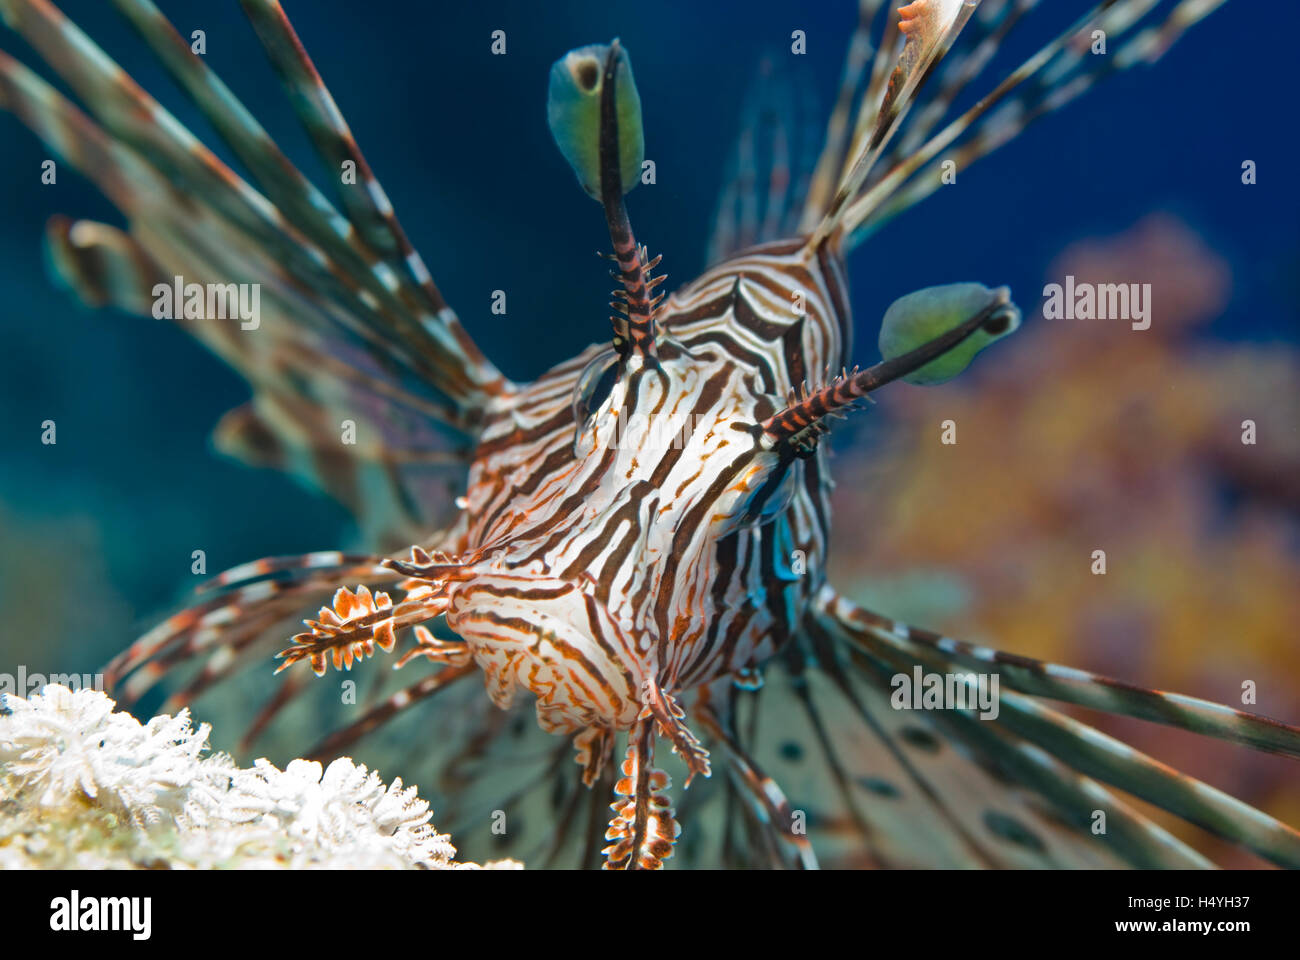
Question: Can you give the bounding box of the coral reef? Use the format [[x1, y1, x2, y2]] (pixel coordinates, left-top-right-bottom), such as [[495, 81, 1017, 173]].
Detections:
[[0, 684, 520, 869]]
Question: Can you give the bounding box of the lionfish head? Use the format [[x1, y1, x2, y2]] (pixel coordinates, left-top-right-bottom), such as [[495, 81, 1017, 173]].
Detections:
[[428, 358, 793, 732]]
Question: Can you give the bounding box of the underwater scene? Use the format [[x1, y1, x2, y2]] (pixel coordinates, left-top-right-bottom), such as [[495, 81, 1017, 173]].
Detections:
[[1, 0, 1298, 874]]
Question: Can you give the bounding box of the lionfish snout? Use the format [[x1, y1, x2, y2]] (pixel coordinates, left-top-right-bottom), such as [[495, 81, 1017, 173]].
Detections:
[[441, 570, 648, 733], [278, 540, 661, 732], [386, 542, 660, 733]]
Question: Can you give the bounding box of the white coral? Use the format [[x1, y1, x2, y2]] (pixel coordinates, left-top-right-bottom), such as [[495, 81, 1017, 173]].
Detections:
[[0, 684, 210, 826], [0, 685, 520, 870]]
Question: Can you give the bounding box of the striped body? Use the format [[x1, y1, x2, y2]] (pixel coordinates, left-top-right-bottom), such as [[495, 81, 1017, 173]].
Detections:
[[456, 239, 851, 733]]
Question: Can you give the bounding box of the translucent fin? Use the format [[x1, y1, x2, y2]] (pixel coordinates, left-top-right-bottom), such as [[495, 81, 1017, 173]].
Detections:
[[707, 57, 820, 264], [104, 552, 401, 702], [1, 0, 436, 382], [818, 587, 1300, 868], [837, 605, 1300, 759], [889, 0, 1032, 160], [108, 0, 501, 407], [799, 0, 889, 231], [305, 664, 476, 760], [788, 1, 1229, 248], [0, 0, 502, 539], [236, 0, 507, 406], [811, 0, 980, 248], [696, 699, 819, 868], [844, 0, 1229, 244], [716, 640, 1200, 867]]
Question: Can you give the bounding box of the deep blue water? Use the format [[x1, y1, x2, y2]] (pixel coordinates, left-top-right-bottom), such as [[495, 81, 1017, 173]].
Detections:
[[0, 1, 1296, 670]]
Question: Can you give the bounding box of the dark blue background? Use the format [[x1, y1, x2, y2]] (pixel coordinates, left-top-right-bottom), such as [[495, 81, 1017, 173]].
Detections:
[[1, 1, 1296, 667]]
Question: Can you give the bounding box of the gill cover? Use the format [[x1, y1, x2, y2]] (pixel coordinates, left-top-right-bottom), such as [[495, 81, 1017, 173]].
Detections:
[[547, 42, 644, 199], [878, 282, 1021, 385]]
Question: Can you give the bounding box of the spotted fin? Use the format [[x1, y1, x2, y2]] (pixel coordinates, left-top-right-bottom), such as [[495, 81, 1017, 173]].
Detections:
[[811, 586, 1300, 868], [708, 633, 1208, 868], [839, 603, 1300, 759]]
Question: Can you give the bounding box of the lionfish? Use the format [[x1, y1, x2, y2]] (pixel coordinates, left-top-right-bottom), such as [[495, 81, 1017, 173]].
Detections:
[[4, 0, 1298, 870]]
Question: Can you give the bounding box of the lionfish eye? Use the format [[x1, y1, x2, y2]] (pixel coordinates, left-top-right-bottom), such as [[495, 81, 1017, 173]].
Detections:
[[572, 348, 620, 425]]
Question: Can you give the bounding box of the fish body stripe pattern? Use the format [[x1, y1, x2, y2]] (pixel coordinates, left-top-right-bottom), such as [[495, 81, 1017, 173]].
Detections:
[[458, 239, 850, 732], [6, 0, 1300, 870]]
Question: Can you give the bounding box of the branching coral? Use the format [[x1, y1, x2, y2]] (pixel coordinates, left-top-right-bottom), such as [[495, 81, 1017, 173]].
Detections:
[[0, 684, 521, 869]]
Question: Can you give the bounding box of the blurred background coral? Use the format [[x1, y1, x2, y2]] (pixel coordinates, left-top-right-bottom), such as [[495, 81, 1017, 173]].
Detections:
[[830, 216, 1300, 866]]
